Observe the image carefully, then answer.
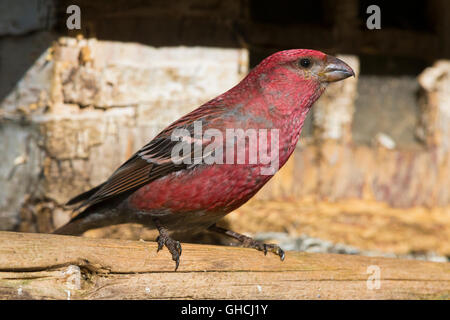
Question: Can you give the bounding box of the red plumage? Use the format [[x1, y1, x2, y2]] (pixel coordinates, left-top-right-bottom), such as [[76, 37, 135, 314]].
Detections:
[[54, 49, 354, 269]]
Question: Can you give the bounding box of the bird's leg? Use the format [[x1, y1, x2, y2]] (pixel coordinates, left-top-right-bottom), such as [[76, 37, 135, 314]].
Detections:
[[208, 224, 285, 261], [153, 218, 182, 271]]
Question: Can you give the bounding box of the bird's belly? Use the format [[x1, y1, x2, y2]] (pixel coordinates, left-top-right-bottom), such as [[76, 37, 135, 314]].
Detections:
[[126, 164, 271, 231]]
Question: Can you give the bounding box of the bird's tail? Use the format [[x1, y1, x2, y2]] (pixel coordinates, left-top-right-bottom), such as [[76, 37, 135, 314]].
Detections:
[[52, 219, 87, 236], [52, 208, 119, 236], [52, 209, 101, 235]]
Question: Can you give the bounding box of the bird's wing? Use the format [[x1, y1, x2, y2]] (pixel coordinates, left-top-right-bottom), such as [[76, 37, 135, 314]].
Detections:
[[67, 105, 223, 214]]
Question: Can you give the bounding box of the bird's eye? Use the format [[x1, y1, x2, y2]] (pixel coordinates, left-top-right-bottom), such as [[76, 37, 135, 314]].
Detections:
[[299, 58, 312, 69]]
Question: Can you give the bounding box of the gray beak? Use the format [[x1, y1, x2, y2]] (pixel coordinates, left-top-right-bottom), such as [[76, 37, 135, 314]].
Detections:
[[323, 55, 355, 82]]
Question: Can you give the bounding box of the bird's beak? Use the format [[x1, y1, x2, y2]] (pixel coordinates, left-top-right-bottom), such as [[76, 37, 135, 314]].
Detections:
[[322, 55, 355, 82]]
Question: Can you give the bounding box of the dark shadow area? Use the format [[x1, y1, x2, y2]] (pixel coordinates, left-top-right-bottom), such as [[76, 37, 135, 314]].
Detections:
[[0, 0, 58, 102], [250, 0, 329, 26], [358, 0, 435, 32], [359, 55, 429, 76]]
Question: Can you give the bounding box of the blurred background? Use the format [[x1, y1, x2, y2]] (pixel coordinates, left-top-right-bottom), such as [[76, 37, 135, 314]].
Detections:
[[0, 0, 449, 261]]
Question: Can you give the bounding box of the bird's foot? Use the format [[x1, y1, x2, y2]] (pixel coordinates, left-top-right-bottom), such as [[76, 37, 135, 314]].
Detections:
[[155, 233, 182, 271], [208, 224, 285, 261], [154, 220, 182, 271], [241, 237, 285, 261]]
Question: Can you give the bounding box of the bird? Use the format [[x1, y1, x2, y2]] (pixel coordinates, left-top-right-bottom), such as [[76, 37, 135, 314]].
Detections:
[[53, 49, 354, 270]]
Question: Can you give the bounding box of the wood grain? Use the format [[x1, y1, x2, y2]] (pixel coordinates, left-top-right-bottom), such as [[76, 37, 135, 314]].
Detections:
[[0, 231, 448, 299]]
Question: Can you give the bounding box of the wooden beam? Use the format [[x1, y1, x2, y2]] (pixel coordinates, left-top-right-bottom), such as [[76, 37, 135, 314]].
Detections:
[[0, 231, 448, 299]]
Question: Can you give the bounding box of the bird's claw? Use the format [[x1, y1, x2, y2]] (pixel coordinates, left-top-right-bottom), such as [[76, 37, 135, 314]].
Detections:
[[243, 238, 285, 261], [208, 225, 286, 262], [155, 233, 183, 271], [262, 243, 285, 261], [156, 235, 164, 252]]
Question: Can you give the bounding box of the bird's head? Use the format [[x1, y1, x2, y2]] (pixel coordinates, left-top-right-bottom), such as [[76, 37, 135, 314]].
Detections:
[[245, 49, 355, 114], [254, 49, 354, 84]]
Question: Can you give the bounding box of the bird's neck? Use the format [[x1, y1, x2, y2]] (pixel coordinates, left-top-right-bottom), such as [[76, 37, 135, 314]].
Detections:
[[218, 67, 326, 171], [247, 67, 326, 168]]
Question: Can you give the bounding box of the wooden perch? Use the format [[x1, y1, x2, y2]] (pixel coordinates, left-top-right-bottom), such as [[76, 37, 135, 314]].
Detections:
[[0, 231, 448, 299]]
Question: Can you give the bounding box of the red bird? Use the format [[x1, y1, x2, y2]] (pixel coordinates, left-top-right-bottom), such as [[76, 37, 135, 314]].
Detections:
[[54, 49, 354, 270]]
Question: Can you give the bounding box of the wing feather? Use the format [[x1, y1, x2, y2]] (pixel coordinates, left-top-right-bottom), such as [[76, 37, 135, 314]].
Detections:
[[67, 104, 223, 214]]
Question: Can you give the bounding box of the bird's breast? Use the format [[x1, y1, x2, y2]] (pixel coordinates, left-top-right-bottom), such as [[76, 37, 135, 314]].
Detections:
[[128, 162, 272, 215]]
